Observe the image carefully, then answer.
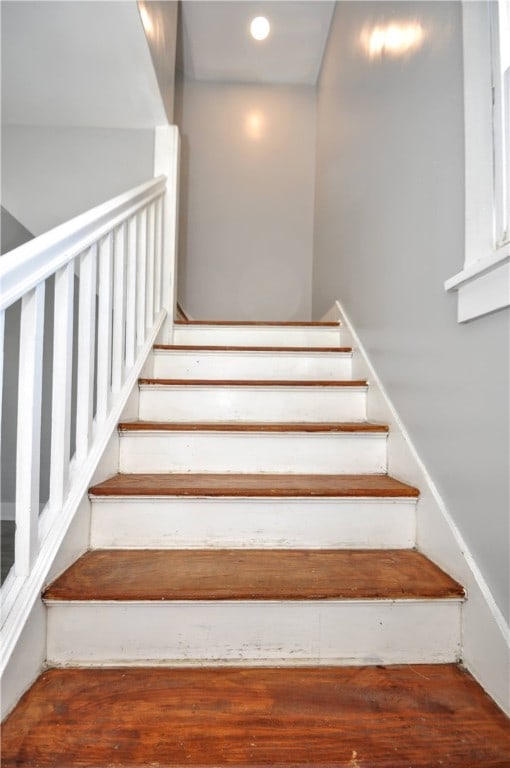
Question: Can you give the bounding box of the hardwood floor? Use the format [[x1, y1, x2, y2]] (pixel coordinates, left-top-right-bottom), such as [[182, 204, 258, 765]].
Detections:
[[2, 665, 509, 767]]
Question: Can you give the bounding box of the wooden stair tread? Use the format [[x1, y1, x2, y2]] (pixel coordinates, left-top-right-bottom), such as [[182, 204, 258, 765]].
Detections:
[[154, 344, 352, 352], [44, 549, 464, 602], [175, 320, 340, 327], [89, 472, 419, 498], [118, 421, 389, 433], [3, 666, 509, 767], [139, 378, 366, 387]]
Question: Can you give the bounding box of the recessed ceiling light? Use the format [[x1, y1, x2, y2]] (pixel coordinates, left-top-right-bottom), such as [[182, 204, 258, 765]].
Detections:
[[250, 16, 270, 41]]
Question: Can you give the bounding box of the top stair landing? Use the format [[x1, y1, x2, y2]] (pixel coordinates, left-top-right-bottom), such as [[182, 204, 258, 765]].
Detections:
[[173, 320, 343, 347]]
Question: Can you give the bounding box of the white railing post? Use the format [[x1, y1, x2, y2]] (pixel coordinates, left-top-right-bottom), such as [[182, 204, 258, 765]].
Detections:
[[49, 263, 75, 513], [154, 125, 180, 343], [15, 283, 45, 574], [75, 245, 97, 466]]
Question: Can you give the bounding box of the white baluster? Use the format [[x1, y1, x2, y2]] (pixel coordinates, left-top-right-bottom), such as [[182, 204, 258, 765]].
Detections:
[[136, 209, 147, 347], [146, 202, 155, 328], [112, 224, 126, 394], [125, 215, 137, 369], [0, 308, 4, 485], [154, 196, 163, 314], [96, 233, 113, 425], [75, 245, 97, 465], [49, 262, 75, 513], [15, 283, 45, 574]]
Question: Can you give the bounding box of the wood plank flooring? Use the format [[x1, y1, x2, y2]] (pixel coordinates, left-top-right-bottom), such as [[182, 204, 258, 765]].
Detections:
[[2, 665, 509, 767], [88, 472, 420, 498], [43, 549, 464, 602]]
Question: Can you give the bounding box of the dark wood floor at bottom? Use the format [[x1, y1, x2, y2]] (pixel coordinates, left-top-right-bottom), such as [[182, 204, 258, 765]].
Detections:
[[2, 665, 510, 767]]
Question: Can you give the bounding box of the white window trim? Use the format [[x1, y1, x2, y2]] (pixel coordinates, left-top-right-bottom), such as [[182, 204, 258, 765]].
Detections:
[[446, 1, 510, 322]]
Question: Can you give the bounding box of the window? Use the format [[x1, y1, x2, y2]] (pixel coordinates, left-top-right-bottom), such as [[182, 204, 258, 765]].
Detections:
[[445, 1, 510, 322], [493, 0, 509, 247]]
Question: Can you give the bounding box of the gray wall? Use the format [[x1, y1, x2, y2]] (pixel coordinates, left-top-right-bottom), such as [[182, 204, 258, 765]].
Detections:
[[313, 1, 510, 621], [175, 78, 316, 320], [1, 207, 33, 254], [1, 1, 167, 129], [2, 126, 154, 236], [138, 0, 178, 123]]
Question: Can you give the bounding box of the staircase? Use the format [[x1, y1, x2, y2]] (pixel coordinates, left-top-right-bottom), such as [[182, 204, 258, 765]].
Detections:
[[3, 320, 510, 766]]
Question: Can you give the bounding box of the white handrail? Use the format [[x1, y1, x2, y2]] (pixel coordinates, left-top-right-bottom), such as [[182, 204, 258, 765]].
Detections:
[[0, 176, 166, 312]]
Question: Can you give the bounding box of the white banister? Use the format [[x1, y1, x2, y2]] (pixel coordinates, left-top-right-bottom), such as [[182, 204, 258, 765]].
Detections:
[[49, 263, 75, 513], [0, 177, 167, 314], [15, 283, 45, 575], [75, 245, 97, 466], [0, 154, 179, 696]]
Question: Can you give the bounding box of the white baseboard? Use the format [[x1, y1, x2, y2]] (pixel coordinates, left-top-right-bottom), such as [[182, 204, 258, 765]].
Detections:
[[323, 300, 510, 715]]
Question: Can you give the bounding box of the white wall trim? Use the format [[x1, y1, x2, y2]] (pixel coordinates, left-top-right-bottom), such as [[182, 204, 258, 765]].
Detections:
[[322, 300, 510, 715], [445, 247, 510, 322], [445, 1, 510, 322]]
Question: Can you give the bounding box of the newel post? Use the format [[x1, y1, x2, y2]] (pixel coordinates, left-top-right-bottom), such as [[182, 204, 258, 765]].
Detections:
[[154, 125, 180, 344]]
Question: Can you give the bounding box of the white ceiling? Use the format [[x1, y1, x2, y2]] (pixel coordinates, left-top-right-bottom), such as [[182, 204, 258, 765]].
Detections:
[[179, 1, 335, 85]]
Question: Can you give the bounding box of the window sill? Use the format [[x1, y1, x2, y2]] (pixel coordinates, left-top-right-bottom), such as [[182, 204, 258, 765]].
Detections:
[[445, 245, 510, 322]]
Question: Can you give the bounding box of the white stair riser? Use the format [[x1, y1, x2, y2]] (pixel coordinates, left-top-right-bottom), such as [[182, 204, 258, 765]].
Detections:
[[89, 497, 416, 550], [138, 385, 367, 423], [173, 328, 342, 347], [118, 432, 388, 474], [46, 600, 461, 666], [153, 350, 352, 381]]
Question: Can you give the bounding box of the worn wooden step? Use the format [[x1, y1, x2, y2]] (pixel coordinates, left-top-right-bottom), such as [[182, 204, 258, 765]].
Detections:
[[88, 473, 419, 550], [152, 344, 353, 380], [173, 321, 342, 347], [44, 549, 463, 602], [117, 422, 389, 474], [90, 472, 419, 498], [43, 550, 463, 665], [3, 666, 509, 767], [137, 378, 367, 422], [174, 320, 341, 326]]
